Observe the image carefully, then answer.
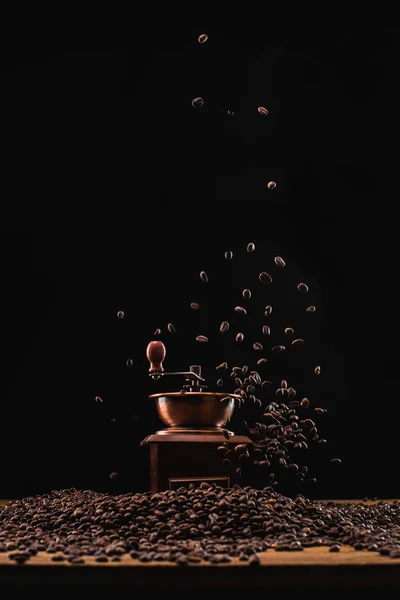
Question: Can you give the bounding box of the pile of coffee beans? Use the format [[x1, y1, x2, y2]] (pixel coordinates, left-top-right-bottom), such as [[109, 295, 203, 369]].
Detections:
[[1, 484, 400, 565]]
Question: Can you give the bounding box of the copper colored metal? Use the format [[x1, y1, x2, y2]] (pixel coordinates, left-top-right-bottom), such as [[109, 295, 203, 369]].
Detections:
[[149, 392, 240, 428]]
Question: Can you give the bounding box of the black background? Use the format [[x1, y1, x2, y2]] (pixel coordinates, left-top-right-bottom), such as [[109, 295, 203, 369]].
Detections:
[[1, 16, 399, 501]]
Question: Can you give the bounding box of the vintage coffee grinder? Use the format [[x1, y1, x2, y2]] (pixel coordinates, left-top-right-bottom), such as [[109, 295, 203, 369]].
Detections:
[[141, 340, 253, 492]]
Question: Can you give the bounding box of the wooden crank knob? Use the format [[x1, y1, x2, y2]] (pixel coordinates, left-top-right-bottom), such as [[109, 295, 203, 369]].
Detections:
[[146, 340, 166, 373]]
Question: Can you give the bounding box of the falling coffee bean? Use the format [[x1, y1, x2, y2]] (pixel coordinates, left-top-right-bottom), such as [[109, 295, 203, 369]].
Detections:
[[258, 106, 269, 116], [267, 181, 276, 190], [196, 335, 209, 343], [292, 338, 304, 346], [109, 472, 118, 479], [285, 327, 294, 336], [190, 302, 200, 310], [168, 323, 176, 333], [224, 250, 233, 260], [216, 362, 228, 371], [306, 305, 316, 313], [253, 342, 263, 351], [242, 289, 251, 299], [200, 271, 208, 283], [272, 345, 286, 352], [95, 396, 103, 404], [281, 379, 288, 389], [257, 358, 267, 365], [274, 256, 286, 267], [217, 379, 224, 387], [220, 321, 230, 333], [192, 97, 204, 108], [300, 397, 310, 408], [236, 333, 244, 343], [262, 325, 271, 335], [126, 359, 134, 368], [314, 366, 321, 375], [235, 306, 247, 314], [330, 458, 342, 464], [198, 33, 208, 43], [154, 328, 162, 335], [117, 310, 125, 319], [227, 110, 235, 116], [297, 282, 309, 293], [264, 306, 273, 316], [259, 272, 272, 284], [247, 242, 256, 252]]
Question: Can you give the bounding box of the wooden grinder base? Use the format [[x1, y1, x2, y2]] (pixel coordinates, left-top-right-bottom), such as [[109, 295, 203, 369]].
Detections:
[[141, 429, 253, 493]]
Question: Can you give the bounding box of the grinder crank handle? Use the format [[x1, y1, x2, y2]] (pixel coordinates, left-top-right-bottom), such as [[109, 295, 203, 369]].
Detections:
[[146, 340, 166, 373]]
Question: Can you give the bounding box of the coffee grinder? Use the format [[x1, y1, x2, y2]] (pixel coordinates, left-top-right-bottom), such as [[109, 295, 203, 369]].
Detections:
[[141, 340, 253, 492]]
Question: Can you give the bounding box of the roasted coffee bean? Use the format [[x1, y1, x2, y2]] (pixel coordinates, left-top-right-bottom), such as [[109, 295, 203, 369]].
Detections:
[[236, 333, 244, 342], [297, 282, 309, 293], [216, 362, 228, 371], [167, 323, 176, 333], [272, 345, 286, 352], [117, 310, 125, 319], [242, 289, 252, 299], [258, 106, 269, 116], [235, 377, 243, 386], [306, 305, 316, 313], [262, 325, 271, 336], [257, 358, 268, 365], [200, 271, 208, 283], [267, 181, 276, 190], [198, 33, 208, 43], [330, 458, 342, 464], [318, 439, 327, 444], [329, 544, 341, 552], [109, 472, 118, 479], [190, 302, 200, 310], [126, 359, 134, 368], [292, 338, 304, 346], [274, 256, 286, 267], [217, 379, 224, 387], [220, 321, 230, 333], [281, 380, 288, 389], [261, 380, 272, 389], [314, 366, 321, 375], [227, 110, 235, 116], [285, 327, 294, 336], [235, 306, 247, 314], [192, 97, 204, 108], [154, 328, 162, 335], [196, 335, 209, 343], [259, 272, 272, 284], [253, 342, 263, 351], [224, 250, 233, 260], [300, 397, 310, 408], [95, 396, 103, 404], [264, 306, 273, 317], [247, 242, 256, 252]]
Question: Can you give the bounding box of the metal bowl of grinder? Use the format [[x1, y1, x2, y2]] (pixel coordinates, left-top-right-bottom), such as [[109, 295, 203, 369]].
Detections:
[[149, 392, 240, 428]]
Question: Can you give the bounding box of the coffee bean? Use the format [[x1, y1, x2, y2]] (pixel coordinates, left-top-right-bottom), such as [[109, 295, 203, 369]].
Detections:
[[236, 333, 244, 342], [329, 544, 341, 552], [216, 362, 228, 371], [199, 271, 208, 283], [258, 106, 269, 116], [262, 326, 271, 337], [235, 306, 247, 314], [217, 379, 224, 387], [242, 289, 251, 299], [109, 472, 118, 479], [272, 345, 286, 352], [300, 397, 310, 408], [196, 335, 208, 343], [224, 250, 233, 260], [95, 396, 103, 404], [247, 242, 256, 252], [330, 458, 342, 464], [190, 302, 200, 310], [274, 256, 286, 267], [220, 321, 230, 333], [198, 33, 208, 43], [284, 327, 294, 336], [314, 366, 321, 375], [117, 311, 125, 319], [235, 377, 243, 386], [126, 359, 134, 368], [261, 380, 272, 389], [259, 272, 272, 284], [167, 323, 176, 333], [292, 339, 304, 346], [192, 97, 204, 108], [281, 380, 288, 389], [153, 328, 162, 335], [264, 306, 272, 317], [267, 181, 276, 190], [297, 283, 309, 293], [257, 358, 268, 365], [253, 342, 263, 351]]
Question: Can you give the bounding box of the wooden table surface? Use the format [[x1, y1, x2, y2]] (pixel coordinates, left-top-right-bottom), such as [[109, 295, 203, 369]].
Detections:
[[1, 498, 400, 591]]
